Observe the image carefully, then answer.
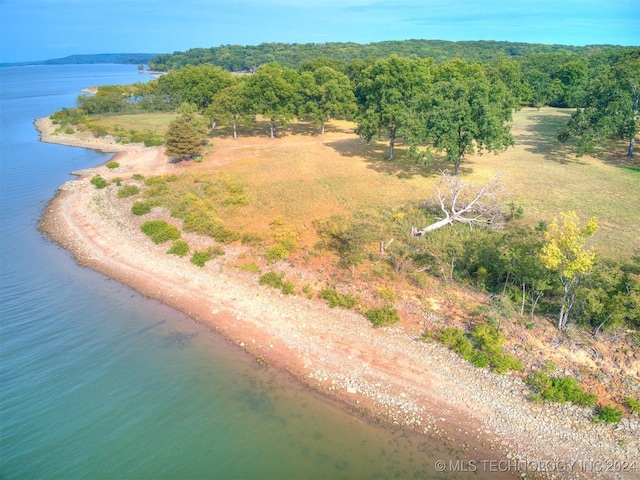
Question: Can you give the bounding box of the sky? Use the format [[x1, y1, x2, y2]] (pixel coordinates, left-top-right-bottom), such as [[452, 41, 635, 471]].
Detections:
[[1, 0, 638, 63]]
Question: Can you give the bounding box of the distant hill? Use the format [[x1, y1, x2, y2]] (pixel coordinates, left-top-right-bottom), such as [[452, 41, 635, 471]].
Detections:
[[1, 53, 161, 67]]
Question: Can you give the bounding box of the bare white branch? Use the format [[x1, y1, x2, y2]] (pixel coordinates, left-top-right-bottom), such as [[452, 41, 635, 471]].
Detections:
[[413, 171, 505, 236]]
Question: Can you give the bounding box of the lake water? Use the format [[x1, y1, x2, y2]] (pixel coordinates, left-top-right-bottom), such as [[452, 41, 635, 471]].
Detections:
[[0, 64, 499, 479]]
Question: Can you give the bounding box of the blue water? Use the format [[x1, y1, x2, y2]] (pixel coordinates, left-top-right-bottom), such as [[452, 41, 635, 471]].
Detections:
[[0, 64, 501, 479]]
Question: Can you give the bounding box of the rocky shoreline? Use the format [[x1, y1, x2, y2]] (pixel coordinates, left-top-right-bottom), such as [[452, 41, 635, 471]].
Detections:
[[37, 116, 639, 479]]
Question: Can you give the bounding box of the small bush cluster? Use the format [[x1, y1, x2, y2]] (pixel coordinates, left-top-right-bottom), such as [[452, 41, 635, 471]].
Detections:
[[238, 262, 261, 274], [140, 220, 181, 244], [318, 288, 358, 309], [265, 243, 290, 263], [259, 271, 284, 289], [167, 240, 189, 257], [131, 200, 153, 216], [188, 246, 225, 267], [90, 175, 108, 189], [437, 323, 522, 374], [106, 161, 120, 169], [190, 250, 212, 267], [526, 365, 597, 407], [259, 271, 296, 295], [593, 405, 623, 424], [365, 306, 401, 327], [117, 185, 140, 198], [627, 397, 640, 414]]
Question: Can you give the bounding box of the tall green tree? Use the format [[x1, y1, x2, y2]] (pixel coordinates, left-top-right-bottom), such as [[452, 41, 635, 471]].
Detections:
[[164, 108, 207, 161], [245, 62, 299, 138], [354, 56, 433, 160], [207, 82, 252, 139], [157, 64, 235, 111], [559, 51, 640, 158], [423, 59, 514, 175], [297, 66, 356, 134], [540, 211, 598, 331]]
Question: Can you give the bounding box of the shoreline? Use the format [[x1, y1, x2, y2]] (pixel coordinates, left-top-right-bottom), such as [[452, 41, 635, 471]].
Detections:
[[36, 116, 639, 479]]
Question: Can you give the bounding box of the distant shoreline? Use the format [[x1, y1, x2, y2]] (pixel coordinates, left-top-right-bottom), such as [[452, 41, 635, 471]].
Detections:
[[36, 115, 639, 480]]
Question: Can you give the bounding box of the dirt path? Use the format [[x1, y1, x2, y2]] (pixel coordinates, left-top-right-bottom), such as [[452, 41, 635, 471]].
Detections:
[[37, 117, 639, 479]]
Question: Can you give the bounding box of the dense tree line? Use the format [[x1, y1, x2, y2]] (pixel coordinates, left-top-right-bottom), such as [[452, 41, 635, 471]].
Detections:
[[77, 43, 639, 162], [147, 40, 628, 72]]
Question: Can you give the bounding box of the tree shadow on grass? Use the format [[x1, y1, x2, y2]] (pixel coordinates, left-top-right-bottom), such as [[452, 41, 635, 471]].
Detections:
[[516, 110, 586, 165], [325, 137, 470, 179]]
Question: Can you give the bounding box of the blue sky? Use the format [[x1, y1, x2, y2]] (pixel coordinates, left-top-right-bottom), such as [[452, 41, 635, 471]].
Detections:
[[1, 0, 638, 63]]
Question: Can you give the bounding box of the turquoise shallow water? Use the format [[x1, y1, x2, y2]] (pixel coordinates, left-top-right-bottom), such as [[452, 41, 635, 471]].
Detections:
[[0, 64, 503, 479]]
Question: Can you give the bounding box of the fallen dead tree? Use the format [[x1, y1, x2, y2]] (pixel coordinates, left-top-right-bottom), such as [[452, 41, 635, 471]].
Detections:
[[412, 171, 505, 236]]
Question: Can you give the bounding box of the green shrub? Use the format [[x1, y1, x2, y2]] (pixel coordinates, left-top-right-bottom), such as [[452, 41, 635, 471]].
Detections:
[[238, 262, 261, 274], [132, 173, 145, 181], [318, 288, 358, 309], [117, 185, 140, 198], [365, 306, 401, 327], [259, 271, 284, 289], [265, 243, 290, 263], [437, 324, 522, 373], [167, 240, 189, 258], [526, 370, 597, 408], [90, 175, 108, 189], [190, 250, 212, 267], [439, 327, 474, 358], [282, 281, 296, 295], [141, 220, 181, 244], [593, 405, 623, 424], [106, 161, 120, 169], [626, 397, 640, 414], [209, 246, 225, 257], [131, 200, 152, 216], [111, 177, 123, 186]]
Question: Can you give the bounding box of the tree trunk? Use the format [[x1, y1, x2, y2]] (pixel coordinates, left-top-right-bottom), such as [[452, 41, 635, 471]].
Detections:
[[270, 117, 276, 139], [232, 113, 238, 139], [531, 292, 542, 319], [628, 136, 634, 158], [558, 282, 570, 330], [521, 282, 526, 316], [414, 216, 453, 236], [321, 123, 325, 135], [388, 127, 396, 160], [454, 158, 461, 175]]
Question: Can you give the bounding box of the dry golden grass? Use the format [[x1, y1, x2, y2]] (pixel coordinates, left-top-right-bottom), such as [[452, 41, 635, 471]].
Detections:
[[191, 108, 639, 260]]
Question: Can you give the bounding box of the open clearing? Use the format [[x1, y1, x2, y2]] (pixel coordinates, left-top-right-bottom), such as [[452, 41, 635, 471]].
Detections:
[[157, 107, 640, 260]]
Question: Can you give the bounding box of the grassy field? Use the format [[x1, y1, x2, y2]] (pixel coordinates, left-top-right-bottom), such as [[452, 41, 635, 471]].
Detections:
[[190, 107, 638, 260], [92, 112, 176, 135], [105, 107, 638, 260]]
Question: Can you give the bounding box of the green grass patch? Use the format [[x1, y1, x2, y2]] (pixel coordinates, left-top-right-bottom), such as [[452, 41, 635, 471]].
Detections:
[[90, 175, 108, 189], [318, 288, 358, 309], [259, 271, 284, 289], [626, 397, 640, 414], [131, 200, 153, 216], [190, 250, 212, 267], [437, 323, 523, 374], [365, 306, 401, 327], [106, 161, 120, 169], [117, 184, 140, 198], [593, 405, 623, 424], [140, 220, 181, 244], [167, 240, 189, 258], [237, 262, 261, 274], [526, 365, 597, 407], [265, 243, 290, 263]]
